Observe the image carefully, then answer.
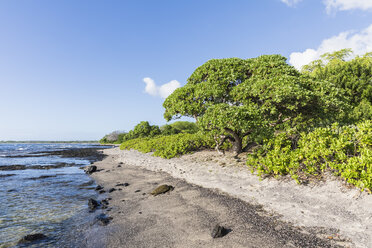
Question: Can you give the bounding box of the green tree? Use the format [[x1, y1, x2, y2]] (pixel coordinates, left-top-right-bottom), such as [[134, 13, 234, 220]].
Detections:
[[123, 121, 161, 141], [164, 55, 347, 155], [170, 121, 199, 134], [302, 49, 372, 121], [160, 124, 181, 135]]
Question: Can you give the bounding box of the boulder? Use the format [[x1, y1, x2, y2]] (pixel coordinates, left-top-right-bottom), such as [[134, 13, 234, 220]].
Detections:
[[211, 225, 228, 238], [115, 183, 129, 187], [95, 185, 104, 191], [150, 185, 174, 196], [85, 166, 97, 174], [18, 233, 47, 244], [88, 198, 99, 210], [101, 199, 109, 205]]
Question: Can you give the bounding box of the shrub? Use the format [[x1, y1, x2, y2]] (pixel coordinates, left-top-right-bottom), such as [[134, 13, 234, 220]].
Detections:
[[100, 131, 126, 144], [247, 120, 372, 192], [120, 132, 215, 158]]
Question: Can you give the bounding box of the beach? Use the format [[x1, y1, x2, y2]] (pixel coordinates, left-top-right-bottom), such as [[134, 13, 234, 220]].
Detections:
[[86, 147, 372, 247]]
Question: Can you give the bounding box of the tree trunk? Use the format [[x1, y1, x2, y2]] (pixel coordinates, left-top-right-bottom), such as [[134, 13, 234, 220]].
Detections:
[[243, 142, 257, 152], [214, 135, 224, 155], [214, 134, 234, 155], [224, 128, 243, 155]]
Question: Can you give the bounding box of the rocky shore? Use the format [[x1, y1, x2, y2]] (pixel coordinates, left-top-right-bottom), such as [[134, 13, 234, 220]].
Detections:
[[83, 147, 372, 247], [0, 145, 111, 247]]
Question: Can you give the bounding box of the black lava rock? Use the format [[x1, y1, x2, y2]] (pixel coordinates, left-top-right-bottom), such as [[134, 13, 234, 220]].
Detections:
[[108, 188, 116, 193], [115, 183, 130, 187], [211, 225, 228, 238], [95, 185, 104, 191], [95, 214, 112, 226], [99, 190, 106, 194], [0, 174, 15, 178], [88, 198, 99, 210], [85, 165, 97, 174], [18, 233, 47, 244]]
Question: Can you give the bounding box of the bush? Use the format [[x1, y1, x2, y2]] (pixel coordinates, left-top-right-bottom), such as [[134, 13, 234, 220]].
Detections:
[[247, 120, 372, 192], [120, 132, 214, 158], [160, 121, 199, 136], [100, 131, 126, 144], [169, 121, 199, 134], [160, 124, 181, 136]]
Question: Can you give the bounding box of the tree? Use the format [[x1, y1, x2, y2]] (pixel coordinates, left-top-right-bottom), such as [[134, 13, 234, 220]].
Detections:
[[100, 130, 125, 143], [164, 55, 347, 155], [302, 50, 372, 121], [160, 124, 181, 135], [160, 121, 199, 135], [123, 121, 161, 141]]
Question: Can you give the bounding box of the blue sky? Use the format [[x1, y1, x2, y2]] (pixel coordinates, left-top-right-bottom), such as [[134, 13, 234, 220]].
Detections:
[[0, 0, 371, 140]]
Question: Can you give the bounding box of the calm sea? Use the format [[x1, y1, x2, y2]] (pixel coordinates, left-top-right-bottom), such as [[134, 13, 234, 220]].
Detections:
[[0, 143, 107, 248]]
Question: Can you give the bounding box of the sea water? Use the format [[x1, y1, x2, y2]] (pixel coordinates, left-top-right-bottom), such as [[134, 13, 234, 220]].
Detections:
[[0, 143, 106, 247]]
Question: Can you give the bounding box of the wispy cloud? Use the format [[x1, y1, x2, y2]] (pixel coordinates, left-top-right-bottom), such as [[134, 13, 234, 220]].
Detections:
[[289, 24, 372, 70], [143, 77, 181, 99], [280, 0, 303, 7], [324, 0, 372, 13]]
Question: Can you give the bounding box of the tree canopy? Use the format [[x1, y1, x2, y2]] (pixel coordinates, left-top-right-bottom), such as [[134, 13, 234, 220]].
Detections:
[[125, 121, 161, 141], [302, 49, 372, 121], [163, 55, 348, 154]]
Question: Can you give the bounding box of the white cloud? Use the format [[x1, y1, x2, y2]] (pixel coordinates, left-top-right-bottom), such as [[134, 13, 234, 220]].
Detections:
[[281, 0, 303, 7], [289, 24, 372, 70], [143, 77, 158, 96], [143, 77, 181, 99], [324, 0, 372, 13]]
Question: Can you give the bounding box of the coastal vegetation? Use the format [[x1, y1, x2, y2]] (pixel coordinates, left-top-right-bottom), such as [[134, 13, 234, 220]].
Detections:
[[103, 50, 372, 192], [0, 140, 98, 143], [100, 121, 199, 144]]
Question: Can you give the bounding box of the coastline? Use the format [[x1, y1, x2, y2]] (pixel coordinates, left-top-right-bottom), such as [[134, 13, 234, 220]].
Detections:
[[0, 144, 110, 247], [86, 147, 372, 247]]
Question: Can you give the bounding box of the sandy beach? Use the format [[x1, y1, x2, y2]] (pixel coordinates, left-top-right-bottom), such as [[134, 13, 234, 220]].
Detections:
[[85, 147, 372, 248]]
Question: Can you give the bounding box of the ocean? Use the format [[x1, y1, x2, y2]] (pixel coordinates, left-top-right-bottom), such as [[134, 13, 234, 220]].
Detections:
[[0, 143, 108, 248]]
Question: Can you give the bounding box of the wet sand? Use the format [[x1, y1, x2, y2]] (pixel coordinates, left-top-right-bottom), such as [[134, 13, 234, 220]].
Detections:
[[83, 148, 364, 248]]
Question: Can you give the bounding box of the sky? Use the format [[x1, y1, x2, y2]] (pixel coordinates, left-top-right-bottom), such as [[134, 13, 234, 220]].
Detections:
[[0, 0, 371, 141]]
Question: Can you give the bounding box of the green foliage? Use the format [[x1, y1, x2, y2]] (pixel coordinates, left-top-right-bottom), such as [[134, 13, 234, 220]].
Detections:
[[120, 132, 215, 159], [116, 133, 127, 143], [160, 124, 181, 136], [163, 58, 251, 121], [160, 121, 199, 136], [247, 121, 372, 192], [100, 130, 127, 144], [122, 121, 161, 142], [320, 48, 353, 62], [169, 121, 199, 134], [100, 121, 161, 144], [302, 50, 372, 121], [164, 55, 347, 154]]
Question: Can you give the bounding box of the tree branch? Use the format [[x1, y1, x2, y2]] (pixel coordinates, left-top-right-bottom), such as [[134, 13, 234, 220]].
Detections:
[[243, 142, 258, 152], [269, 113, 291, 127], [214, 134, 234, 154]]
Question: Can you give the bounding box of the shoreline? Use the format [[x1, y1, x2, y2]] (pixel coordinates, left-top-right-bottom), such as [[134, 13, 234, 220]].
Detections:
[[86, 147, 371, 247], [0, 144, 108, 247]]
